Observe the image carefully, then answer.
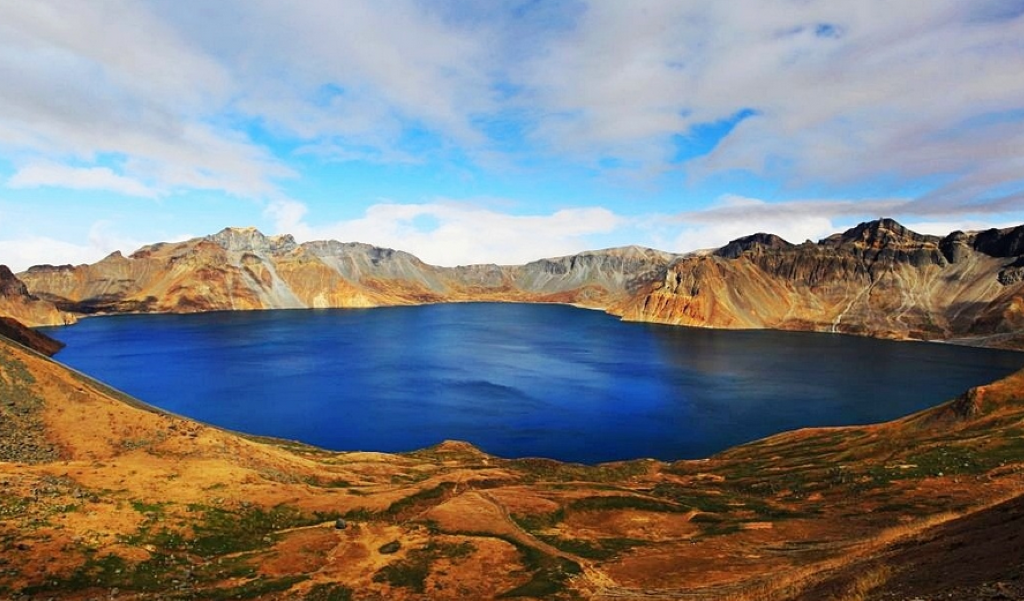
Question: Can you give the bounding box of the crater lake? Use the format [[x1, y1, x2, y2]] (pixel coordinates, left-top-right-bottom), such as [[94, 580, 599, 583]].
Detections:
[[43, 303, 1024, 464]]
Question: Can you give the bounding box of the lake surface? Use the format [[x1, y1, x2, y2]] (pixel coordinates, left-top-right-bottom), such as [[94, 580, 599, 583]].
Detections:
[[44, 303, 1023, 463]]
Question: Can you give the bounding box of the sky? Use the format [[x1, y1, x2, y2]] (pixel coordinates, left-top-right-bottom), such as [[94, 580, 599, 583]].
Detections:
[[1, 0, 1023, 271]]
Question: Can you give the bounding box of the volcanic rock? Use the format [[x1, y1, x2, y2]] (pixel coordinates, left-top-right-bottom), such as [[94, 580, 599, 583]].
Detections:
[[623, 219, 1024, 348], [0, 265, 71, 327]]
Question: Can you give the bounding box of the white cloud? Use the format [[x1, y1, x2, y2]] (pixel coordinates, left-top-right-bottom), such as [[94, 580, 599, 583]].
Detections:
[[669, 192, 1024, 253], [263, 199, 311, 237], [0, 1, 287, 199], [900, 218, 1024, 237], [518, 1, 1024, 208], [670, 196, 842, 251], [0, 0, 1021, 239], [0, 234, 116, 273], [266, 200, 625, 266], [172, 0, 494, 158], [8, 162, 158, 198], [0, 217, 191, 273], [674, 216, 837, 253]]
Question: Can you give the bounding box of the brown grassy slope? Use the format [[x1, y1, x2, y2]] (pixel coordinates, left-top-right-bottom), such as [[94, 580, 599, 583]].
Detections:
[[791, 492, 1024, 601], [1, 336, 1024, 599]]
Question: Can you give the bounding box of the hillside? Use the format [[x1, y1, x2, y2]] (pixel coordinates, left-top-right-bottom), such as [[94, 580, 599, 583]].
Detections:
[[621, 219, 1024, 349], [16, 219, 1024, 349], [0, 265, 72, 328], [2, 330, 1024, 599]]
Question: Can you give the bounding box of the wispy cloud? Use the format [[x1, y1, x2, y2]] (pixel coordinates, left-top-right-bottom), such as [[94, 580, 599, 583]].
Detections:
[[0, 220, 164, 272], [8, 162, 159, 198], [0, 1, 286, 198], [0, 1, 1021, 265]]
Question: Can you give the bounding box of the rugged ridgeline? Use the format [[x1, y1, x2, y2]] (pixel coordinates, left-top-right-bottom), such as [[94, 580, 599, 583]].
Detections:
[[0, 265, 72, 328], [3, 312, 1024, 599], [15, 218, 1024, 348], [17, 226, 674, 314], [621, 219, 1024, 349], [0, 267, 68, 355]]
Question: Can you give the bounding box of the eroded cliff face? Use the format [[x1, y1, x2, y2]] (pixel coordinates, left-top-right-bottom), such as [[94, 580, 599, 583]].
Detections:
[[621, 219, 1024, 349], [0, 265, 72, 327], [19, 227, 675, 316]]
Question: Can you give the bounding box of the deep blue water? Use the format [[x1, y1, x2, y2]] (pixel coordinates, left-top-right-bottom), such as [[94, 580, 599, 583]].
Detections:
[[43, 303, 1023, 463]]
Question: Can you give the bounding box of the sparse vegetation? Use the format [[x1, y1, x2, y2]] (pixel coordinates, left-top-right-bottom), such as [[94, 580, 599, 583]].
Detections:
[[569, 495, 684, 513], [508, 457, 651, 483], [381, 482, 457, 520], [496, 536, 582, 598], [20, 550, 190, 595], [835, 564, 892, 601], [511, 507, 565, 531], [201, 575, 309, 600], [182, 503, 341, 557], [373, 540, 475, 593], [304, 475, 352, 488], [304, 583, 354, 601], [535, 534, 646, 560], [0, 348, 60, 463]]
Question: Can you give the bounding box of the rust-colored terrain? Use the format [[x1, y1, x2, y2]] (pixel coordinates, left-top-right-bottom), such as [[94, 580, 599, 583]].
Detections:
[[0, 266, 72, 328], [1, 329, 1024, 599], [12, 219, 1024, 349], [620, 219, 1024, 350]]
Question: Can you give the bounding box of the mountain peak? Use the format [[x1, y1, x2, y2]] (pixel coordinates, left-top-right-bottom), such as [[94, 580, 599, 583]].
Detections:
[[971, 224, 1024, 258], [0, 264, 30, 297], [823, 218, 936, 250], [207, 227, 297, 254], [715, 233, 794, 259]]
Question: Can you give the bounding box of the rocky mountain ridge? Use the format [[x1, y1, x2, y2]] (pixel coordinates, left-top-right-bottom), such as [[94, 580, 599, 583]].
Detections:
[[0, 265, 73, 328], [622, 219, 1024, 349], [18, 226, 677, 318], [11, 218, 1024, 348]]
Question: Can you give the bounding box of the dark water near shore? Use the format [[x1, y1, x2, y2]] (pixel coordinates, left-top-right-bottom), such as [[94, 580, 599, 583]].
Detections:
[[44, 303, 1023, 463]]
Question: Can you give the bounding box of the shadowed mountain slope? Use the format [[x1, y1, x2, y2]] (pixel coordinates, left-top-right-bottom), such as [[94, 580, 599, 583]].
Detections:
[[0, 265, 71, 328]]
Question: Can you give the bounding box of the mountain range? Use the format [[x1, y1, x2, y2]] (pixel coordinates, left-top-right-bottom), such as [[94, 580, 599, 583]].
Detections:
[[7, 218, 1024, 349], [2, 219, 1024, 598], [0, 303, 1023, 599]]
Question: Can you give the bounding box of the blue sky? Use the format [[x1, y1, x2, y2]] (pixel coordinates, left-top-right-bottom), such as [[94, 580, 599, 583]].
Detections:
[[1, 0, 1023, 270]]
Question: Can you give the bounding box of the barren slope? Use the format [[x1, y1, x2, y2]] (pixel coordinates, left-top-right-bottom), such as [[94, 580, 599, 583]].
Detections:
[[2, 333, 1024, 599], [0, 265, 71, 328]]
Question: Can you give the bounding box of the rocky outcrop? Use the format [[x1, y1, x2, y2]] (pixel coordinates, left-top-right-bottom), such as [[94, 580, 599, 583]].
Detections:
[[971, 225, 1024, 258], [622, 219, 1024, 349], [0, 265, 72, 327], [715, 233, 794, 259]]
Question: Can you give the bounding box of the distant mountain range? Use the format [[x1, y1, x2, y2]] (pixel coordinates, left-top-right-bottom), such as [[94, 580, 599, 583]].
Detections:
[[5, 218, 1024, 349]]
